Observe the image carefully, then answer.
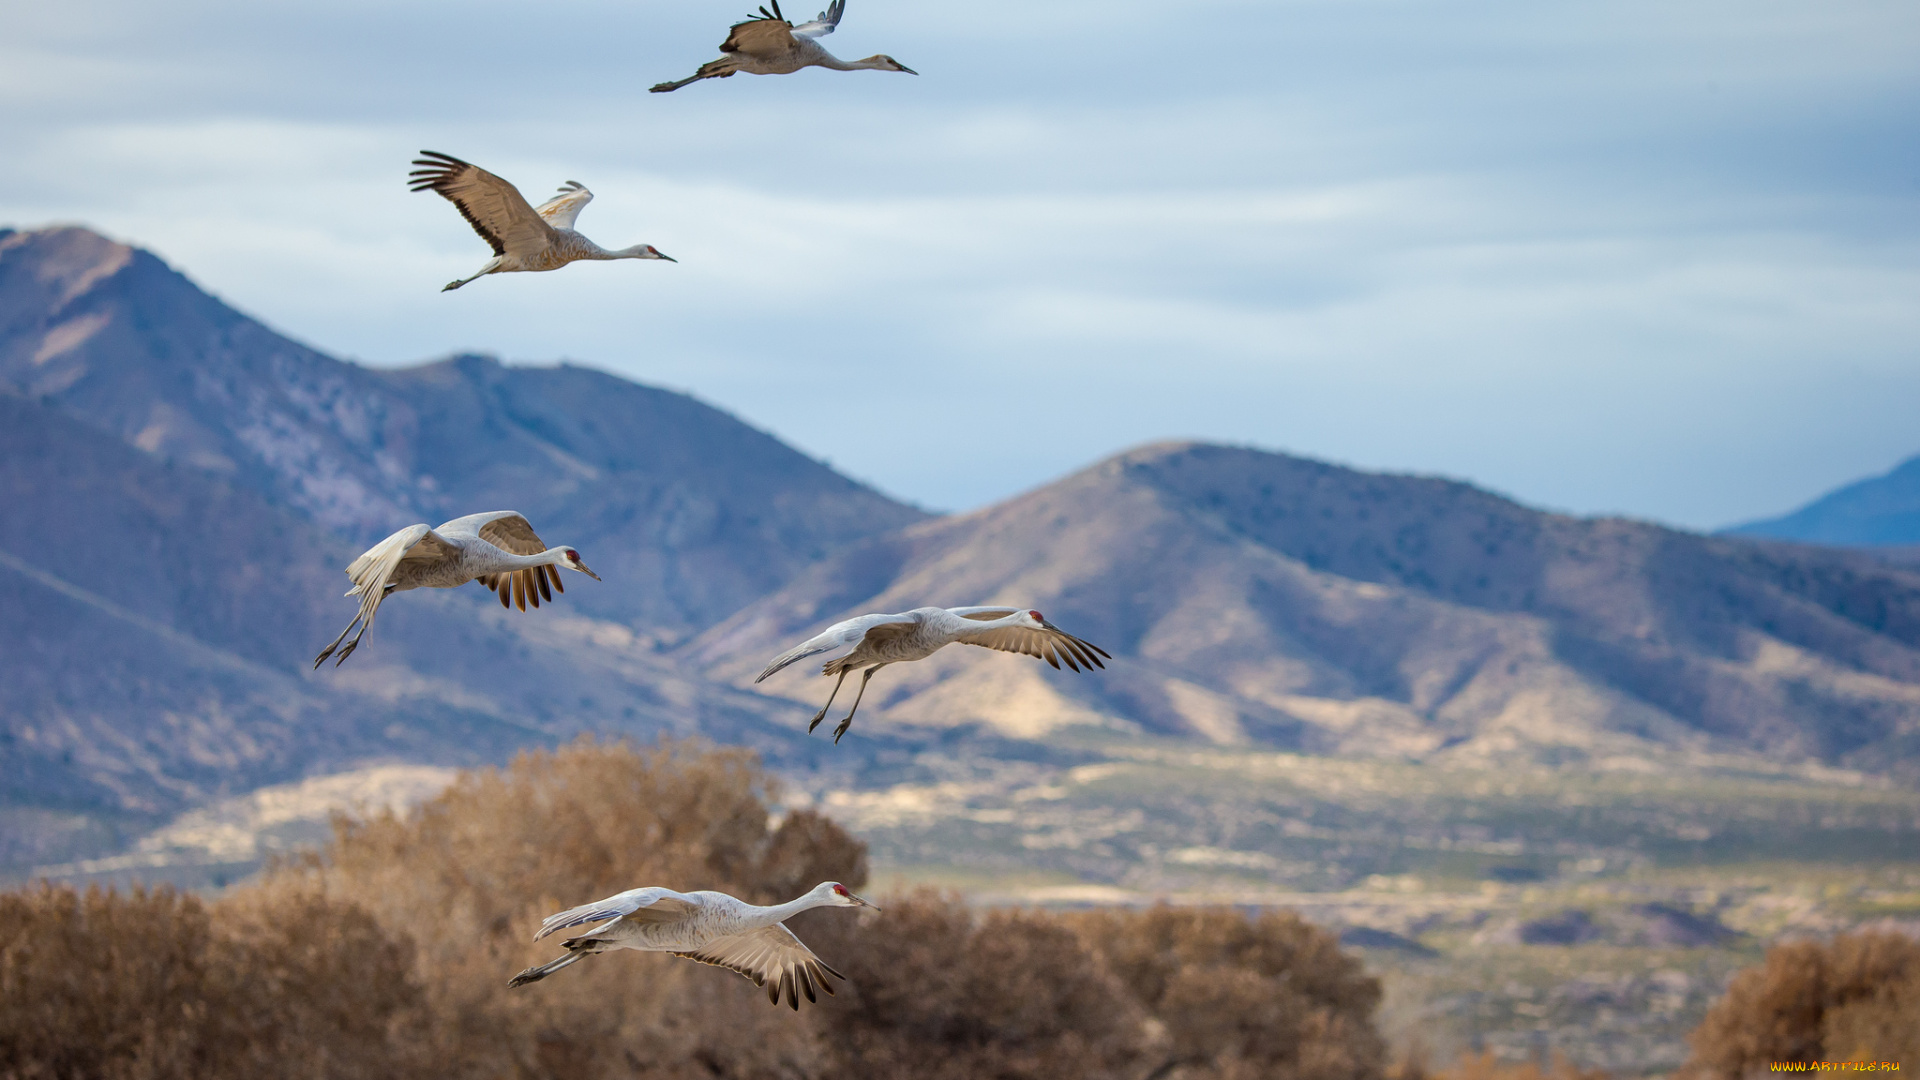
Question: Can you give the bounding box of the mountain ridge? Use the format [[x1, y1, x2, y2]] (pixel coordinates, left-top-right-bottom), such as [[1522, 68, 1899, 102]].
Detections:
[[8, 221, 1920, 883], [691, 441, 1920, 773], [1725, 453, 1920, 547], [0, 225, 926, 872], [0, 225, 926, 639]]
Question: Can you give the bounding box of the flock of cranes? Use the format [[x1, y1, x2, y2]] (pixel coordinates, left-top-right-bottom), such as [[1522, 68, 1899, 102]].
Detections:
[[317, 1, 1103, 1006], [405, 0, 911, 291]]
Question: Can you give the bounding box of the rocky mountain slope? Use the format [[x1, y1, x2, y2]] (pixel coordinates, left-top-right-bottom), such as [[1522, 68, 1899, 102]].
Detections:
[[0, 387, 901, 868], [1726, 453, 1920, 547], [691, 442, 1920, 774], [0, 226, 925, 871], [0, 226, 924, 640], [8, 222, 1920, 884]]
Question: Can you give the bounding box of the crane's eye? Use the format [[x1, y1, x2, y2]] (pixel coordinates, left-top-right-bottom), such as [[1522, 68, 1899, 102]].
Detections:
[[833, 884, 847, 896], [1029, 610, 1044, 622], [565, 549, 579, 561]]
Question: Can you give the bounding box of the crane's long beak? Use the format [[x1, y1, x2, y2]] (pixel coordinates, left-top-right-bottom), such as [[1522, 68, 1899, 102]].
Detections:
[[655, 252, 677, 262], [849, 891, 879, 911], [898, 64, 918, 75], [577, 562, 603, 581]]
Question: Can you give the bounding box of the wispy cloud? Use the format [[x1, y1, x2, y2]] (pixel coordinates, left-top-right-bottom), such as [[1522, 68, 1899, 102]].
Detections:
[[2, 0, 1916, 527]]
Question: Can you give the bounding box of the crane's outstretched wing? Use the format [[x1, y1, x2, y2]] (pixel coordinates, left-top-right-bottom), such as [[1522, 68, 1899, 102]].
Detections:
[[533, 181, 593, 230], [790, 0, 844, 38], [952, 615, 1111, 673], [316, 524, 454, 667], [534, 888, 700, 941], [437, 511, 565, 613], [673, 923, 843, 1009], [755, 613, 916, 682], [738, 0, 789, 24], [722, 15, 801, 59], [408, 151, 556, 258], [477, 565, 565, 611], [453, 511, 547, 555]]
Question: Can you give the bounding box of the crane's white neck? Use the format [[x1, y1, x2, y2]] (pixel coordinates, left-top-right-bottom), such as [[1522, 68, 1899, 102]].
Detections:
[[818, 53, 894, 72], [759, 886, 837, 924], [941, 609, 1036, 634], [493, 547, 570, 571]]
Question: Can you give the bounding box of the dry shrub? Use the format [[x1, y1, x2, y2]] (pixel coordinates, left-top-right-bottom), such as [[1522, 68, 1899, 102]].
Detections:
[[315, 736, 868, 1080], [0, 881, 433, 1080], [1682, 930, 1920, 1077], [210, 875, 437, 1079], [1069, 904, 1388, 1080], [800, 888, 1144, 1080], [0, 884, 214, 1080], [2, 738, 1401, 1080], [1820, 964, 1920, 1064]]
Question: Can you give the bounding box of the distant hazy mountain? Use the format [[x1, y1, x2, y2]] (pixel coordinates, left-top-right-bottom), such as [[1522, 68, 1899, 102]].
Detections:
[[1724, 455, 1920, 547], [0, 226, 924, 641], [0, 226, 921, 871], [690, 442, 1920, 774]]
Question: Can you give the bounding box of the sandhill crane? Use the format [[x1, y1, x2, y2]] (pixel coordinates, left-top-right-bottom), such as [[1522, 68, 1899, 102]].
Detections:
[[650, 0, 915, 93], [313, 511, 601, 668], [509, 881, 876, 1009], [756, 607, 1110, 743], [408, 151, 675, 291]]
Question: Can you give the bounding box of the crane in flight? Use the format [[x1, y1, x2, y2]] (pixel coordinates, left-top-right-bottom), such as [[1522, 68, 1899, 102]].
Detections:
[[313, 511, 600, 668], [651, 1, 915, 93], [408, 151, 675, 292], [509, 881, 877, 1009], [756, 607, 1110, 743]]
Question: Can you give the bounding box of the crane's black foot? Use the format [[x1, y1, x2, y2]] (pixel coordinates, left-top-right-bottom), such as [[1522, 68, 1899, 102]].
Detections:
[[832, 718, 853, 744], [808, 709, 828, 734]]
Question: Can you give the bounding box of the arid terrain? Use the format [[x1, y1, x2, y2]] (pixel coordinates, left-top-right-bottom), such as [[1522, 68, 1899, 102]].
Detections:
[[7, 225, 1920, 1075]]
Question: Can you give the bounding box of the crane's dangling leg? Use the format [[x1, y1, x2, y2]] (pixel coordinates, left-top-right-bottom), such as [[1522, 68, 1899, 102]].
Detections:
[[649, 61, 738, 93], [442, 257, 502, 292], [808, 670, 851, 734], [329, 603, 385, 666], [313, 613, 363, 669], [508, 951, 587, 988], [332, 622, 371, 666], [832, 665, 886, 744]]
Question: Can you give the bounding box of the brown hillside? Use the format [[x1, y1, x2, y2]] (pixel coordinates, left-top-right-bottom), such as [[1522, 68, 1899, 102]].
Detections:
[[690, 442, 1920, 771]]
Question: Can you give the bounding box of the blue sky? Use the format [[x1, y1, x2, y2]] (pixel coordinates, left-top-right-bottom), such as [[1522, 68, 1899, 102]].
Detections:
[[3, 0, 1917, 527]]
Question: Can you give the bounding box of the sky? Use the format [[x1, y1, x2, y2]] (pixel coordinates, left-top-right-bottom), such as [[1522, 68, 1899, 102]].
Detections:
[[2, 0, 1917, 529]]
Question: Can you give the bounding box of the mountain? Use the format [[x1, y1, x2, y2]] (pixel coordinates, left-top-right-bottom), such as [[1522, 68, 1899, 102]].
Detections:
[[9, 221, 1920, 886], [1725, 454, 1920, 547], [690, 442, 1920, 774], [0, 389, 506, 866], [363, 355, 926, 642], [0, 226, 925, 641], [0, 225, 924, 872]]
